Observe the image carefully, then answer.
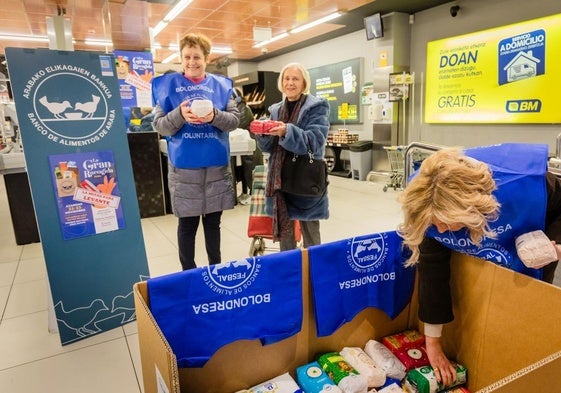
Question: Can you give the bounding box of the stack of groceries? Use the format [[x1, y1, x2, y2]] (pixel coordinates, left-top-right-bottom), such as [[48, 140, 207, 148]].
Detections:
[[234, 329, 469, 393]]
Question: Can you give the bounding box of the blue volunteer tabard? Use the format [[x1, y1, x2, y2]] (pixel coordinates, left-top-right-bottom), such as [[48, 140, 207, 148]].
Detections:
[[151, 72, 233, 169], [307, 231, 416, 337], [425, 143, 548, 279], [147, 250, 303, 367]]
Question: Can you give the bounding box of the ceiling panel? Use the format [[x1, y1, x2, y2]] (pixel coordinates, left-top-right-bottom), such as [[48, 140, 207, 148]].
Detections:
[[0, 0, 451, 67]]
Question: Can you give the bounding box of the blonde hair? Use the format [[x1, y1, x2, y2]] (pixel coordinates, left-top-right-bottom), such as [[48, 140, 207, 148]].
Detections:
[[397, 147, 500, 266], [179, 33, 212, 58], [277, 63, 311, 94]]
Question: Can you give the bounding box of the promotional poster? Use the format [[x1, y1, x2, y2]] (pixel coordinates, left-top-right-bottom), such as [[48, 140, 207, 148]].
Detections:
[[49, 151, 125, 240], [425, 13, 561, 123]]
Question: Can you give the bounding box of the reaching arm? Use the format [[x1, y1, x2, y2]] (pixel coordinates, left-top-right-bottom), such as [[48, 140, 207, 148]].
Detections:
[[418, 237, 457, 385]]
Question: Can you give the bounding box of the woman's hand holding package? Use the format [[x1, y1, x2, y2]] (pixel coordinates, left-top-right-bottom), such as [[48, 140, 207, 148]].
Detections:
[[180, 100, 215, 124], [425, 335, 457, 386], [267, 122, 288, 137]]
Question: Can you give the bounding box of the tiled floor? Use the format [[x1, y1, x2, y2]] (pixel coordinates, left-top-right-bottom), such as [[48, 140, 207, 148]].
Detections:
[[0, 173, 404, 393]]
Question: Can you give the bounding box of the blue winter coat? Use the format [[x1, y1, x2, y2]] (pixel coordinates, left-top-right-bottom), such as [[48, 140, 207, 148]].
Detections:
[[255, 94, 330, 220]]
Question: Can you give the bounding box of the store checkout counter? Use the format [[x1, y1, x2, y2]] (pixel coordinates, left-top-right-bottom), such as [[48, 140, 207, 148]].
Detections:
[[0, 150, 40, 245]]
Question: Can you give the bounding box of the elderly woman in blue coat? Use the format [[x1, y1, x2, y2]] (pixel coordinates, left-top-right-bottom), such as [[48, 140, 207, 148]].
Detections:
[[256, 62, 330, 251]]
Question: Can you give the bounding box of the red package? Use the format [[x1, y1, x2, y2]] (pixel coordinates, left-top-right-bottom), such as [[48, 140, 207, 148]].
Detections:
[[382, 330, 425, 351], [391, 345, 430, 371], [382, 330, 429, 371], [249, 120, 281, 134]]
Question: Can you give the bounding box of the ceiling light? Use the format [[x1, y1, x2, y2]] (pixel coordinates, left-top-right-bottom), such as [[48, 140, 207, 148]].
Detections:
[[290, 11, 343, 34], [162, 53, 179, 64], [152, 0, 193, 38], [84, 39, 113, 47], [0, 34, 49, 43], [251, 11, 343, 50], [253, 33, 289, 48], [211, 46, 233, 55], [152, 21, 168, 37], [152, 43, 180, 52], [164, 0, 193, 22]]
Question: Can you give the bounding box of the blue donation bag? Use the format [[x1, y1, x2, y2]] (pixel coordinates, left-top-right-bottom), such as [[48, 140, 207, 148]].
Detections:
[[308, 231, 416, 337], [425, 143, 548, 279], [147, 250, 303, 367]]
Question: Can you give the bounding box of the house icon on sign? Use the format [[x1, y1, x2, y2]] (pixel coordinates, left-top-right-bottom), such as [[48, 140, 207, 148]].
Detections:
[[503, 50, 540, 82]]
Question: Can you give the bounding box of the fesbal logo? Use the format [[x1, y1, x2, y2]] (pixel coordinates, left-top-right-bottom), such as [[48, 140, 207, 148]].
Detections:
[[346, 233, 389, 273], [22, 65, 116, 146], [474, 244, 511, 268], [202, 257, 261, 295]]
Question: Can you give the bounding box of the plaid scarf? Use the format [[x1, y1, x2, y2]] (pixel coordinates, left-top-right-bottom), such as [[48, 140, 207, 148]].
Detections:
[[266, 94, 308, 241]]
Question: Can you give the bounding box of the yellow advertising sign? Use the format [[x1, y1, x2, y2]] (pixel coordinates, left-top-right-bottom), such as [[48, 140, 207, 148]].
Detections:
[[425, 13, 561, 123]]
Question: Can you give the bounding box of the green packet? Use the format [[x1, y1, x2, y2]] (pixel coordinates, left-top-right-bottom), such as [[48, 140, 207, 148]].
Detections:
[[317, 352, 359, 384], [403, 363, 468, 393]]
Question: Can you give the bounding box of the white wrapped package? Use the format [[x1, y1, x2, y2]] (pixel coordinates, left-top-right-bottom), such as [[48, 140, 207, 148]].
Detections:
[[363, 340, 406, 380], [246, 372, 303, 393], [515, 230, 558, 268], [338, 374, 368, 393], [340, 347, 386, 388], [190, 99, 213, 117], [377, 383, 407, 393]]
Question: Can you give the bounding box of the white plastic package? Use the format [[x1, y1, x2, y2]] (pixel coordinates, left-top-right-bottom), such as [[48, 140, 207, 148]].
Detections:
[[340, 347, 386, 388], [190, 99, 213, 117], [377, 383, 407, 393], [363, 340, 406, 380], [515, 230, 558, 269]]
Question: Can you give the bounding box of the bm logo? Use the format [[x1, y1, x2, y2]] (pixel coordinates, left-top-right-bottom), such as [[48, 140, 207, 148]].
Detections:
[[505, 99, 541, 113]]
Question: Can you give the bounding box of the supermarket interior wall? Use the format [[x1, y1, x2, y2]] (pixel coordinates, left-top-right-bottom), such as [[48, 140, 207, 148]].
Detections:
[[409, 0, 561, 153], [240, 17, 399, 142], [236, 0, 561, 154]]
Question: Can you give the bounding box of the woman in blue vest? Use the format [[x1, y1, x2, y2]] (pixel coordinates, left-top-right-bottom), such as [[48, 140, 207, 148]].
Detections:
[[152, 33, 240, 270], [398, 144, 561, 386], [255, 63, 330, 250]]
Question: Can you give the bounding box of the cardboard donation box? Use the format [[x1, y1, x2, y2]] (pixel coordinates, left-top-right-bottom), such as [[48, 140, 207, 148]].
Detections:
[[134, 250, 561, 393]]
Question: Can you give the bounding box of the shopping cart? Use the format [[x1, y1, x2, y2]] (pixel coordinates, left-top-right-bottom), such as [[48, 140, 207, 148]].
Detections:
[[383, 145, 405, 192], [247, 165, 301, 256]]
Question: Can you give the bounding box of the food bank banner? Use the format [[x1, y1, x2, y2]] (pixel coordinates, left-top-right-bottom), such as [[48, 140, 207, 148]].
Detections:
[[147, 250, 303, 367], [425, 13, 561, 123], [5, 48, 150, 345], [308, 231, 416, 337]]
